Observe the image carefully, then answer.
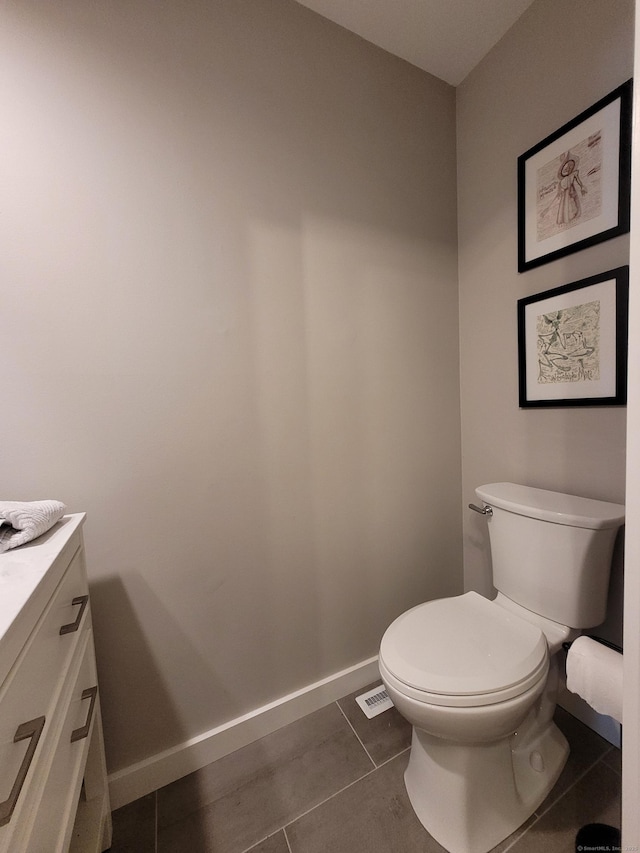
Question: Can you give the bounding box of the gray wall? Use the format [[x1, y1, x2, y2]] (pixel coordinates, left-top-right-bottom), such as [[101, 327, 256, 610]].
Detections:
[[457, 0, 633, 649], [0, 0, 462, 773]]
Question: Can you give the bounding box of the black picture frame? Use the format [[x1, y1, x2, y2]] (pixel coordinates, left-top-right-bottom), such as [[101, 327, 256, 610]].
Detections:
[[517, 267, 629, 408], [517, 80, 632, 272]]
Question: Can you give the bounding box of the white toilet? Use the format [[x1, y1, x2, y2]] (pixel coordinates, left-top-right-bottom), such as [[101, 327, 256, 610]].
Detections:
[[379, 482, 624, 853]]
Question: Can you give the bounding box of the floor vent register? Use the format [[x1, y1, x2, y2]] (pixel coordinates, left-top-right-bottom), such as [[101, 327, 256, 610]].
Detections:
[[355, 685, 394, 719]]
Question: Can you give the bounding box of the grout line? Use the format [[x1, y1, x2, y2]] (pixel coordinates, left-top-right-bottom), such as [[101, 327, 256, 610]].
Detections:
[[283, 825, 294, 853], [335, 700, 377, 768], [601, 744, 622, 775], [497, 825, 532, 853], [234, 746, 414, 853], [284, 765, 378, 826], [238, 829, 292, 853], [283, 744, 411, 832], [375, 744, 411, 770]]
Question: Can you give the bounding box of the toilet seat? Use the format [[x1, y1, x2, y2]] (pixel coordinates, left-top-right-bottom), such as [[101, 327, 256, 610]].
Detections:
[[379, 591, 549, 708]]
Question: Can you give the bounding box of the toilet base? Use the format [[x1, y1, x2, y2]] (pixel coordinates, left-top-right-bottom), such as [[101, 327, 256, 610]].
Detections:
[[404, 719, 568, 853]]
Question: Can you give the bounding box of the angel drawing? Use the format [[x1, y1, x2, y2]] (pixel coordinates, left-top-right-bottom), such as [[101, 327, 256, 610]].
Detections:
[[555, 152, 587, 226]]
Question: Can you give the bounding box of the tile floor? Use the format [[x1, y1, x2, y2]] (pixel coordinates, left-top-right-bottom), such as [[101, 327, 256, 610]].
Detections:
[[108, 684, 621, 853]]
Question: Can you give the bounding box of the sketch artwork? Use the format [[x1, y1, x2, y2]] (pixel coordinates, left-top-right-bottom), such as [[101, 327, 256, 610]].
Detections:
[[535, 132, 603, 243], [536, 300, 600, 384]]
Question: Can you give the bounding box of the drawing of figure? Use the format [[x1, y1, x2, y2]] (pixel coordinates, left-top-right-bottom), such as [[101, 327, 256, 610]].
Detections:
[[555, 152, 587, 226], [535, 136, 601, 243], [536, 300, 600, 384]]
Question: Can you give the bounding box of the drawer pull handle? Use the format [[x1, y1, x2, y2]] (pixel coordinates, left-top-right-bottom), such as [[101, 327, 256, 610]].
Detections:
[[0, 716, 46, 826], [71, 686, 98, 743], [60, 595, 89, 635]]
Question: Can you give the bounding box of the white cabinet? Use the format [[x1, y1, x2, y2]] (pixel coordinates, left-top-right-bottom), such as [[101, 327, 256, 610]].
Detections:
[[0, 514, 111, 852]]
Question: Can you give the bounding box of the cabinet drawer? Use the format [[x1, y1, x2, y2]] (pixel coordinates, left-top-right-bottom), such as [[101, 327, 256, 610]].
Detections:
[[0, 547, 90, 841], [25, 632, 98, 853]]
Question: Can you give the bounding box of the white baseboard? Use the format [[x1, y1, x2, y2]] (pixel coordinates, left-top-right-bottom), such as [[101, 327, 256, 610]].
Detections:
[[108, 655, 381, 810]]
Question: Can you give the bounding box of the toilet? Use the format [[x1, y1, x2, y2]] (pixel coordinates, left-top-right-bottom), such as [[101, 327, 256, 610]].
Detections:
[[379, 482, 624, 853]]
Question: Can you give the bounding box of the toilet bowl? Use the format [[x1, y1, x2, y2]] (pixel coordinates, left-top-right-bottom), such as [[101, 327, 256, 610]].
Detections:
[[379, 592, 569, 853]]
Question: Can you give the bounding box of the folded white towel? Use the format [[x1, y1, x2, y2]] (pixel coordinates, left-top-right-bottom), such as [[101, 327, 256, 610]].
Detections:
[[0, 500, 67, 553]]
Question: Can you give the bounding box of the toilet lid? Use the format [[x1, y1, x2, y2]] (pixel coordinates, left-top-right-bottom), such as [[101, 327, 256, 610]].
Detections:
[[380, 591, 548, 698]]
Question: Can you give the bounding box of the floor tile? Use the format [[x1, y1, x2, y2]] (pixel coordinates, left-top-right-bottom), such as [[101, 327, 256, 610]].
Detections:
[[246, 830, 291, 853], [107, 793, 156, 853], [507, 762, 621, 853], [157, 703, 373, 853], [338, 682, 412, 766], [108, 693, 623, 853], [286, 751, 443, 853]]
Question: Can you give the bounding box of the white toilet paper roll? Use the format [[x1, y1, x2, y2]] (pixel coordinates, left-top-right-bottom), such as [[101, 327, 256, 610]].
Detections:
[[566, 636, 623, 723]]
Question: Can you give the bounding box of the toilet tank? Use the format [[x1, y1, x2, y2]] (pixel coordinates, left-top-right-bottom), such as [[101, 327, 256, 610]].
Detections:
[[475, 483, 625, 629]]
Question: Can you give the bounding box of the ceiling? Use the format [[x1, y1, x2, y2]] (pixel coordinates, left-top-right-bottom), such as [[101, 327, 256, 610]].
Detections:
[[293, 0, 537, 86]]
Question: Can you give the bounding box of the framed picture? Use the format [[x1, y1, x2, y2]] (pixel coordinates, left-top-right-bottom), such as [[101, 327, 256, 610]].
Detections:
[[518, 80, 632, 272], [517, 267, 629, 408]]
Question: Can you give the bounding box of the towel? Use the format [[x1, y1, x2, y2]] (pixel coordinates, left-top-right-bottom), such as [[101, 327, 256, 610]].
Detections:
[[0, 500, 67, 553]]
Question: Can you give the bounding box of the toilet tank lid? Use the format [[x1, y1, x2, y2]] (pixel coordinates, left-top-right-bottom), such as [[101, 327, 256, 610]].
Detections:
[[475, 483, 625, 530]]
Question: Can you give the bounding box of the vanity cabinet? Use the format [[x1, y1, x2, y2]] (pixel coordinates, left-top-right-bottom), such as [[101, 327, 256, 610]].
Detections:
[[0, 514, 111, 852]]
